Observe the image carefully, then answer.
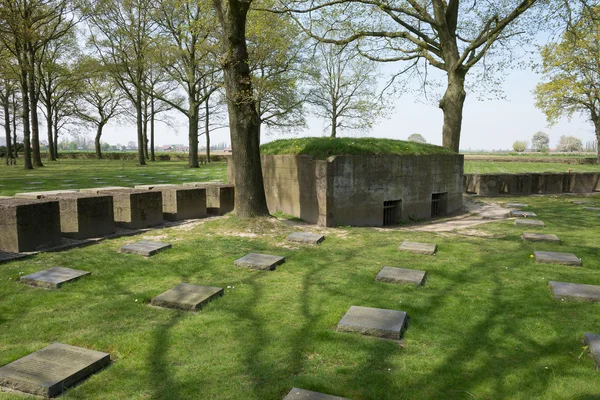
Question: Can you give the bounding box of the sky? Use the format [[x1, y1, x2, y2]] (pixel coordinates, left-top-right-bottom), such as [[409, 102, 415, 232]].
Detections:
[[98, 50, 596, 152]]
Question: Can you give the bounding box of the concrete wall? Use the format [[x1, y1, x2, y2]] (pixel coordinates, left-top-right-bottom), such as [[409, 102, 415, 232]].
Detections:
[[234, 154, 464, 227], [465, 172, 600, 195], [0, 199, 62, 252]]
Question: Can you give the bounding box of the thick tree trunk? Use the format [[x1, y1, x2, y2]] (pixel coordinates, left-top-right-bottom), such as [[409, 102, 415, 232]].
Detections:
[[12, 91, 18, 159], [95, 122, 105, 159], [45, 102, 56, 161], [18, 56, 33, 169], [594, 120, 600, 160], [214, 0, 269, 217], [136, 88, 146, 166], [188, 104, 199, 168], [330, 115, 337, 138], [150, 96, 155, 162], [53, 118, 58, 158], [205, 98, 211, 163], [28, 49, 43, 167], [440, 68, 466, 153], [3, 96, 12, 165]]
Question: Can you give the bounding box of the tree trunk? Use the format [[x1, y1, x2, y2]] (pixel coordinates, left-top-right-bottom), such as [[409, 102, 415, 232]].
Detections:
[[440, 68, 467, 153], [142, 102, 149, 160], [3, 95, 12, 165], [330, 114, 337, 138], [136, 88, 146, 166], [188, 103, 199, 168], [205, 97, 211, 163], [45, 102, 56, 161], [214, 0, 269, 217], [95, 122, 105, 159], [53, 117, 58, 158], [28, 48, 43, 167], [594, 119, 600, 161], [19, 53, 33, 169], [150, 95, 155, 162], [12, 91, 18, 159]]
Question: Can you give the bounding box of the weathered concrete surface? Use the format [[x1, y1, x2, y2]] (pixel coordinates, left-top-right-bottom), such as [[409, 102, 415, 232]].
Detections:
[[464, 172, 600, 195], [337, 306, 407, 340], [20, 267, 91, 289], [283, 388, 350, 400], [515, 219, 545, 227], [286, 232, 325, 245], [80, 186, 129, 193], [231, 154, 463, 227], [234, 253, 285, 270], [584, 207, 600, 211], [16, 193, 115, 239], [549, 281, 600, 301], [134, 184, 176, 190], [376, 266, 426, 286], [0, 199, 62, 253], [522, 232, 560, 243], [535, 251, 582, 266], [0, 343, 110, 398], [510, 210, 537, 218], [120, 241, 171, 256], [15, 190, 78, 199], [81, 188, 162, 229], [151, 283, 223, 311], [398, 241, 437, 255], [583, 333, 600, 368], [183, 182, 234, 215], [136, 185, 207, 221]]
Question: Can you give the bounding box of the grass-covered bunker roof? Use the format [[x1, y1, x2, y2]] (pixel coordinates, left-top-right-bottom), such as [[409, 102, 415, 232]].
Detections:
[[260, 137, 456, 159]]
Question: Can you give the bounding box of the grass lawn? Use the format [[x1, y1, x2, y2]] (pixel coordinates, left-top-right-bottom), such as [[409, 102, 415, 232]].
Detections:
[[0, 159, 228, 196], [1, 185, 600, 398]]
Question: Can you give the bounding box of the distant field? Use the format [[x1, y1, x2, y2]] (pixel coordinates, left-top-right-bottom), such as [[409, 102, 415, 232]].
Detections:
[[464, 161, 600, 174]]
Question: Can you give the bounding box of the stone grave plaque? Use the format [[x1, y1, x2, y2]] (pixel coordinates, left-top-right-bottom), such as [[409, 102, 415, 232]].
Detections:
[[119, 241, 171, 256], [534, 251, 582, 266], [515, 219, 545, 227], [507, 203, 528, 208], [549, 281, 600, 301], [234, 253, 285, 270], [283, 388, 350, 400], [398, 241, 436, 255], [375, 266, 426, 286], [151, 283, 223, 311], [521, 232, 560, 243], [25, 182, 43, 185], [571, 200, 595, 205], [0, 343, 110, 398], [584, 207, 600, 212], [337, 306, 407, 340], [583, 333, 600, 368], [286, 232, 325, 245], [20, 267, 91, 289], [510, 210, 537, 218]]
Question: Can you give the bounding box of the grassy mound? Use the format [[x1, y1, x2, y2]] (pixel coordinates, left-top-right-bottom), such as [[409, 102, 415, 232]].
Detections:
[[260, 137, 455, 159]]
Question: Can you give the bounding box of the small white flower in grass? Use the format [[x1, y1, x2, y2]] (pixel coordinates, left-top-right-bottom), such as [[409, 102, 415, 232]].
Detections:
[[135, 299, 138, 302]]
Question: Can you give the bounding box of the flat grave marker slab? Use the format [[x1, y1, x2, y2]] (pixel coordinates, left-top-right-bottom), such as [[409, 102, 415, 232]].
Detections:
[[522, 232, 560, 243], [120, 240, 171, 257], [151, 283, 223, 311], [583, 333, 600, 368], [286, 232, 325, 245], [398, 241, 436, 255], [535, 251, 582, 266], [0, 342, 110, 398], [283, 388, 350, 400], [20, 267, 91, 289], [515, 219, 545, 227], [376, 266, 426, 286], [337, 306, 407, 340], [549, 281, 600, 301], [510, 210, 537, 218], [234, 253, 285, 270], [507, 203, 528, 208], [584, 207, 600, 212], [571, 200, 595, 205]]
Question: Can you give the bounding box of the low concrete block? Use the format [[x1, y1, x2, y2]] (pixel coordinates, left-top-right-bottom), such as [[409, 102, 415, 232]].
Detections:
[[20, 267, 91, 289], [398, 241, 436, 255], [535, 251, 582, 266], [507, 203, 528, 208], [510, 210, 537, 218], [570, 200, 595, 205], [151, 283, 223, 311], [337, 306, 407, 340], [583, 207, 600, 211], [286, 232, 325, 245], [283, 388, 350, 400], [549, 281, 600, 301], [0, 343, 110, 398], [0, 199, 62, 253], [120, 241, 171, 256], [376, 266, 426, 286], [184, 182, 234, 215], [234, 253, 285, 270], [583, 333, 600, 368], [515, 219, 545, 227], [81, 189, 162, 229], [159, 187, 206, 221], [522, 232, 560, 243]]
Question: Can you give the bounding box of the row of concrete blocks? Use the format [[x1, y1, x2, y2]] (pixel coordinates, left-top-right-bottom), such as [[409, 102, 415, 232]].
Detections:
[[464, 172, 600, 196], [0, 183, 234, 254]]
